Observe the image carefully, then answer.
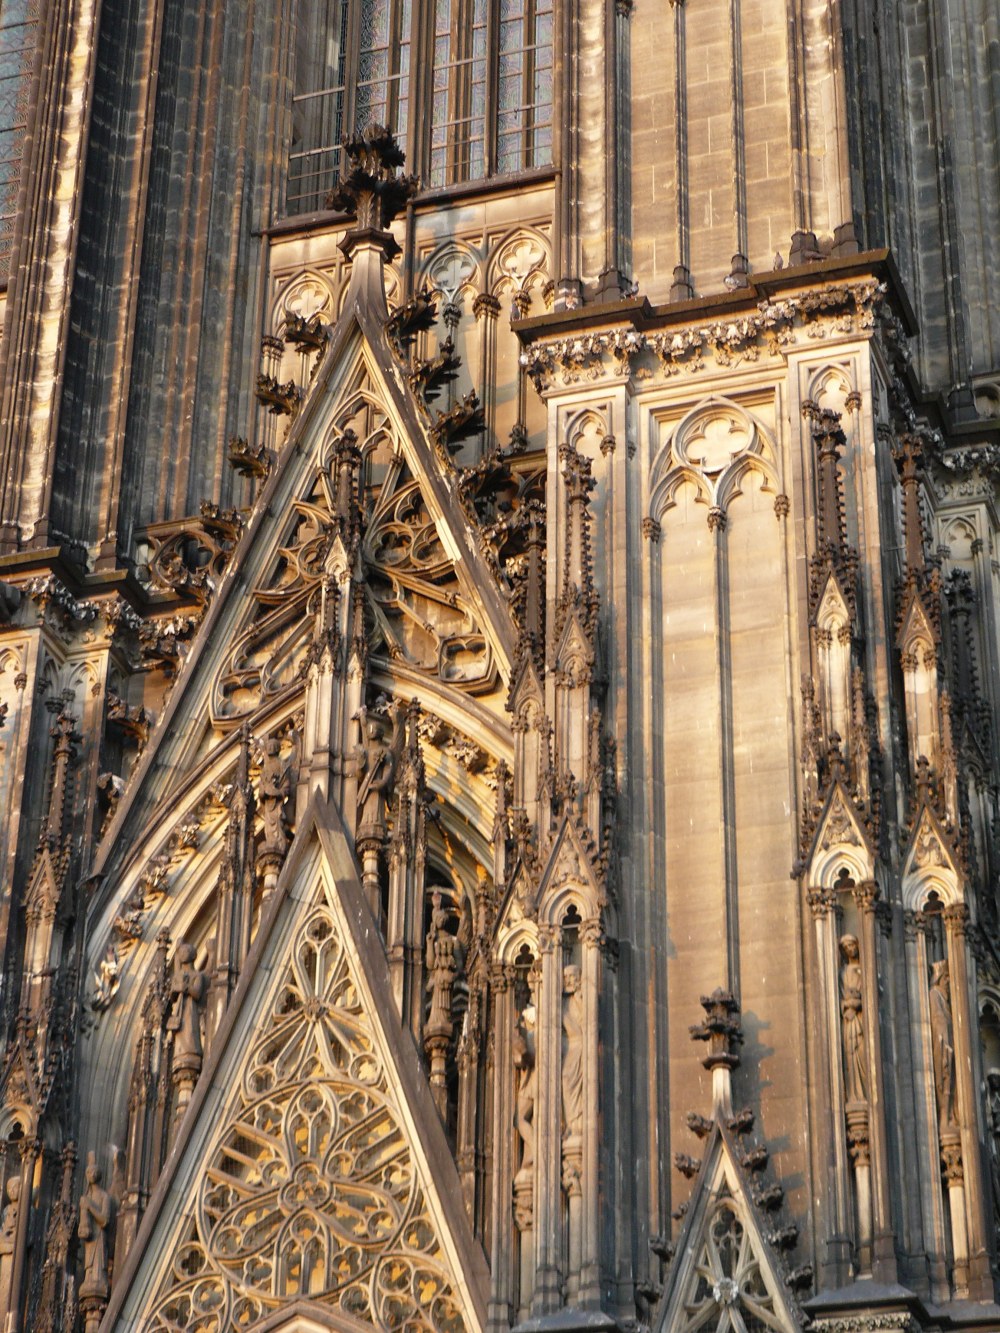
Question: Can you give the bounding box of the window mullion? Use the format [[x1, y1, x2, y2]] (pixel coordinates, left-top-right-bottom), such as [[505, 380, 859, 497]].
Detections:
[[484, 0, 498, 178]]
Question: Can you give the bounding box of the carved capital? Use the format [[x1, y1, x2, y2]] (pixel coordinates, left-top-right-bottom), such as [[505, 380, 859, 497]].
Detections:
[[707, 505, 727, 533], [537, 924, 561, 956], [806, 886, 837, 919], [473, 292, 501, 321], [940, 1137, 964, 1183], [943, 901, 970, 937], [642, 516, 661, 543], [852, 879, 880, 915]]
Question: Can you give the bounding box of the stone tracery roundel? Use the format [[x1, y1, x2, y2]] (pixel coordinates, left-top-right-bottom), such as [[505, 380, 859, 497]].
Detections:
[[145, 904, 466, 1333]]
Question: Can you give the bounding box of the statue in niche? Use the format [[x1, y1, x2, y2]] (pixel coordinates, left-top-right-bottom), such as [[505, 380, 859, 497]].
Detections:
[[168, 941, 208, 1068], [839, 934, 867, 1104], [929, 959, 957, 1130], [561, 964, 585, 1139], [425, 890, 458, 1033], [355, 704, 400, 836], [259, 736, 290, 857], [513, 1005, 537, 1171], [0, 1175, 20, 1301], [78, 1152, 112, 1299]]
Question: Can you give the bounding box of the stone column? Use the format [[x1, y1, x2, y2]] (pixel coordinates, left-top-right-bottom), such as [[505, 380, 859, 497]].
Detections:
[[488, 966, 517, 1333], [854, 881, 896, 1281], [903, 911, 950, 1302], [6, 1135, 39, 1333], [578, 915, 603, 1307], [943, 902, 992, 1297], [806, 884, 853, 1285], [474, 293, 500, 445], [533, 925, 563, 1314]]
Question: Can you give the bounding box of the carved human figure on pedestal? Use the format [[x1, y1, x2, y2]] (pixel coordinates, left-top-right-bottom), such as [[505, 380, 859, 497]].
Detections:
[[78, 1152, 112, 1299], [561, 965, 584, 1139], [514, 1005, 537, 1172], [355, 706, 399, 835], [839, 934, 867, 1104], [259, 736, 290, 857], [425, 890, 457, 1033], [0, 1175, 20, 1314], [929, 959, 957, 1130], [168, 942, 208, 1069]]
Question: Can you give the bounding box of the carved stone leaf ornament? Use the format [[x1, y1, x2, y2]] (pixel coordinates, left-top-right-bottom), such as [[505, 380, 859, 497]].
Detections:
[[144, 899, 467, 1333]]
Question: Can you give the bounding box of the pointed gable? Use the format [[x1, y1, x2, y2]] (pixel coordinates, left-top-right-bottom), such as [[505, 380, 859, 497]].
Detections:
[[902, 802, 962, 885], [806, 780, 874, 881], [93, 220, 516, 879], [103, 801, 489, 1333], [654, 1125, 801, 1333]]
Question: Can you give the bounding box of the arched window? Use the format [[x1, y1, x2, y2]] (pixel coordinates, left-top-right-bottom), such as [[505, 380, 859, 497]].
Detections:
[[288, 0, 552, 215], [289, 0, 412, 214], [428, 0, 553, 188], [0, 0, 39, 280]]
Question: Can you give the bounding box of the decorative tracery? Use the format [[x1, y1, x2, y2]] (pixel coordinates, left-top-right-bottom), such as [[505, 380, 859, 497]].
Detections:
[[145, 902, 467, 1333], [678, 1192, 786, 1333]]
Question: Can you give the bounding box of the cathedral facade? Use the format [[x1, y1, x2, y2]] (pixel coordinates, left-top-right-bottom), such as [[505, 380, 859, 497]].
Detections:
[[0, 3, 998, 1332]]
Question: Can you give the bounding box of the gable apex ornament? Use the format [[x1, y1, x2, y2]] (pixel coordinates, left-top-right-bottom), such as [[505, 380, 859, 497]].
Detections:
[[327, 125, 418, 265]]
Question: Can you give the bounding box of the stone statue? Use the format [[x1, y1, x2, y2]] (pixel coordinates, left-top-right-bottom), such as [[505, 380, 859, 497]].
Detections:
[[0, 1175, 19, 1324], [168, 941, 208, 1068], [78, 1152, 112, 1300], [561, 964, 584, 1139], [514, 1005, 537, 1170], [355, 706, 399, 835], [929, 959, 956, 1130], [839, 934, 867, 1104], [424, 890, 457, 1033], [259, 736, 290, 857]]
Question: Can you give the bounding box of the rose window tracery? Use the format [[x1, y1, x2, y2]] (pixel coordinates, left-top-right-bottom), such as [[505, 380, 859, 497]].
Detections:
[[679, 1192, 786, 1333], [144, 903, 467, 1333]]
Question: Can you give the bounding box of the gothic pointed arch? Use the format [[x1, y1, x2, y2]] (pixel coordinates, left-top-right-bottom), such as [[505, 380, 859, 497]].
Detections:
[[102, 800, 489, 1333], [653, 1125, 801, 1333]]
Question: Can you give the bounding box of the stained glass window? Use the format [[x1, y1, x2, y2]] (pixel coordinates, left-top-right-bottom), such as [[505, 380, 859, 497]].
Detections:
[[429, 0, 553, 189], [0, 0, 39, 280], [289, 0, 411, 215], [288, 0, 553, 213]]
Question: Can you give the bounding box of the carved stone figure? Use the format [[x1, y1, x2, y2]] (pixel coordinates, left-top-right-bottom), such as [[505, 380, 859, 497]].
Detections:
[[514, 1005, 537, 1170], [0, 1172, 19, 1254], [259, 736, 290, 856], [561, 964, 584, 1139], [930, 959, 956, 1129], [839, 934, 867, 1104], [424, 890, 457, 1034], [356, 707, 398, 835], [91, 945, 121, 1011], [78, 1152, 112, 1299], [168, 942, 208, 1069]]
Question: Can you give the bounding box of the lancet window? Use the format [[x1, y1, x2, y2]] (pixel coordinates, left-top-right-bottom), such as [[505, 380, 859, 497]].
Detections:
[[288, 0, 553, 214]]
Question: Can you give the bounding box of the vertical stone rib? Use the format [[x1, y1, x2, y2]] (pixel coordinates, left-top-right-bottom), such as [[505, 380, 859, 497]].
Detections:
[[729, 0, 748, 271], [712, 514, 740, 997], [669, 0, 692, 299]]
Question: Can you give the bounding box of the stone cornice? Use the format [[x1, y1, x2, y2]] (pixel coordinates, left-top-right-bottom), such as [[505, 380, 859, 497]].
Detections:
[[517, 275, 891, 392]]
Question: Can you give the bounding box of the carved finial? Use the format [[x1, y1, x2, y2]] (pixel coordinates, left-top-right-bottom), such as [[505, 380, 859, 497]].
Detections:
[[690, 987, 743, 1116], [327, 125, 417, 263]]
